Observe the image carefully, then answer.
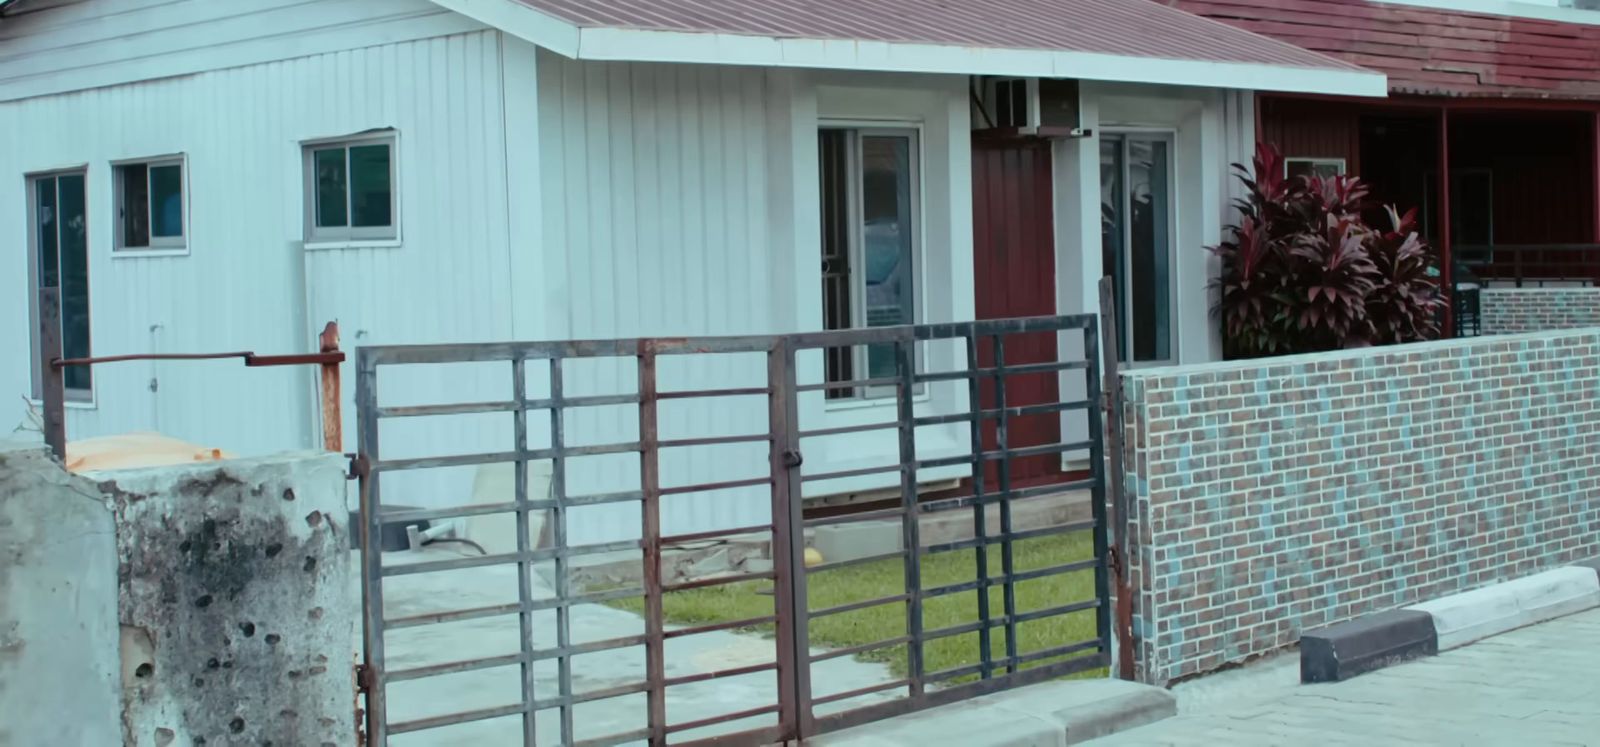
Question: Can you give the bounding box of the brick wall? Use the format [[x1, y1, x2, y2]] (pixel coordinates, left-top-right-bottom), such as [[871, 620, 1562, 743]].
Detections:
[[1119, 330, 1600, 685], [1481, 288, 1600, 335]]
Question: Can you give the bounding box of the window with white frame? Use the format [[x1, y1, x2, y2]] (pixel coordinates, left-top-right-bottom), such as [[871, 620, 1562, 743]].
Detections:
[[303, 133, 397, 243], [115, 157, 186, 251], [818, 127, 920, 399], [1285, 157, 1346, 180]]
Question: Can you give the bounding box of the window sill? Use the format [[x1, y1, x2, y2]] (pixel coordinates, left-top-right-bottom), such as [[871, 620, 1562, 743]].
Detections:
[[304, 239, 401, 251], [29, 396, 97, 411], [822, 390, 932, 412], [112, 248, 190, 259]]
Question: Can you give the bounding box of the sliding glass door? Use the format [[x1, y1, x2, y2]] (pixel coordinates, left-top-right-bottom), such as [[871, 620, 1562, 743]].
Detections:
[[1100, 134, 1174, 365]]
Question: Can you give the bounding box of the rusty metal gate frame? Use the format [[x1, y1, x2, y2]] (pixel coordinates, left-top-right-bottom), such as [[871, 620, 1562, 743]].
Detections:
[[354, 315, 1118, 745]]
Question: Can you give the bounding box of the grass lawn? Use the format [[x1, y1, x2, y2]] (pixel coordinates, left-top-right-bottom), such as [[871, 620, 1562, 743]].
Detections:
[[612, 531, 1104, 683]]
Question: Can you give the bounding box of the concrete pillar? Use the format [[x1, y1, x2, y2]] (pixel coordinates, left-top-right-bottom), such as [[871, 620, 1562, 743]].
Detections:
[[0, 441, 122, 746]]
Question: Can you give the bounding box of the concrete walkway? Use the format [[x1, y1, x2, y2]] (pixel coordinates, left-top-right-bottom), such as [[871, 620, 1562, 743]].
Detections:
[[1094, 608, 1600, 745], [358, 547, 900, 745]]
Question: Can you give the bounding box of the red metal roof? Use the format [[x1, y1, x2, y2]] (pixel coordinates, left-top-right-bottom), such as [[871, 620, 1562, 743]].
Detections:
[[1169, 0, 1600, 99], [511, 0, 1370, 72]]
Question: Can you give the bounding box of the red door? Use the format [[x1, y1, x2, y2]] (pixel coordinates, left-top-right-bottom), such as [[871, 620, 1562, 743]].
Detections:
[[971, 138, 1062, 488]]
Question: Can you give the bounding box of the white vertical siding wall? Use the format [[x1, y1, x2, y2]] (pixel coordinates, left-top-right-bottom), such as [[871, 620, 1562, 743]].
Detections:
[[536, 55, 777, 544], [0, 27, 513, 462], [536, 58, 973, 545], [0, 0, 482, 102], [537, 55, 773, 342]]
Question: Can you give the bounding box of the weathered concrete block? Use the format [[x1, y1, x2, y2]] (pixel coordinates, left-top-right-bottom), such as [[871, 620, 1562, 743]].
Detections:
[[0, 441, 121, 746], [462, 461, 551, 555], [97, 452, 353, 747], [1300, 610, 1437, 683]]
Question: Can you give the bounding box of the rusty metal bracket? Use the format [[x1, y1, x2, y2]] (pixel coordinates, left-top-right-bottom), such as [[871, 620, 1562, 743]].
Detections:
[[34, 285, 345, 460], [347, 454, 371, 481], [354, 663, 376, 693], [354, 663, 373, 747]]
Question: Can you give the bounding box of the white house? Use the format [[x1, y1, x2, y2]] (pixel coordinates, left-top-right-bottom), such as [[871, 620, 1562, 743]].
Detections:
[[0, 0, 1383, 543]]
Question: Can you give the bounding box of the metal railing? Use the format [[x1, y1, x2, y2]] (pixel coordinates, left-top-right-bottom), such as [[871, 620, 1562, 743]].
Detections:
[[353, 316, 1113, 745], [34, 286, 346, 457], [1455, 243, 1600, 288]]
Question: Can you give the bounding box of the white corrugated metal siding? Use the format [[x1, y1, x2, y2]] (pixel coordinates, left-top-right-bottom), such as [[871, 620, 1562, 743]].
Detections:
[[0, 15, 512, 463], [536, 54, 778, 544]]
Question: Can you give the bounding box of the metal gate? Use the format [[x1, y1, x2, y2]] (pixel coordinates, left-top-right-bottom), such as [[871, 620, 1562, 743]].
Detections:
[[354, 315, 1115, 745]]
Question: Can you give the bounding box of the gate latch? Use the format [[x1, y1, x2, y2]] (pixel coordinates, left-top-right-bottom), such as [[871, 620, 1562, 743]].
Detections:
[[782, 450, 803, 469]]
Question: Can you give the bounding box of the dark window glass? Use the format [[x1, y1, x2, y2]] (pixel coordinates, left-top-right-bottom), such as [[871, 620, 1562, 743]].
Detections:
[[819, 130, 853, 399], [816, 130, 918, 398], [1102, 136, 1173, 364], [860, 135, 914, 382], [1099, 138, 1126, 362], [349, 144, 392, 228], [57, 174, 91, 391], [1127, 139, 1171, 363], [121, 163, 150, 247], [314, 147, 348, 228], [150, 164, 183, 238], [36, 177, 59, 289]]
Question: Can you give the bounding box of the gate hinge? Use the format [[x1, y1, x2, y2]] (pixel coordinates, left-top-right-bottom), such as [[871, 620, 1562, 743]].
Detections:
[[1101, 390, 1119, 412], [782, 450, 803, 469], [354, 663, 376, 692], [347, 453, 370, 481]]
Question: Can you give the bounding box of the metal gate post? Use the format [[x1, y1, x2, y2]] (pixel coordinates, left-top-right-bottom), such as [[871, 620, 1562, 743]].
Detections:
[[355, 350, 387, 744], [768, 338, 813, 740], [1082, 316, 1112, 669], [38, 287, 66, 460], [1097, 276, 1136, 681], [893, 330, 925, 693], [637, 341, 669, 746]]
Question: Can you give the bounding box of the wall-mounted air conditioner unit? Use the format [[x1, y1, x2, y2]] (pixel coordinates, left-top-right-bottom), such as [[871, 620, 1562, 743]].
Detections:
[[976, 77, 1089, 138]]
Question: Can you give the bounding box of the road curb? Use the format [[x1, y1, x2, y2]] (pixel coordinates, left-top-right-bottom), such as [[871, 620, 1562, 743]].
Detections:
[[810, 678, 1176, 746], [1300, 561, 1600, 684]]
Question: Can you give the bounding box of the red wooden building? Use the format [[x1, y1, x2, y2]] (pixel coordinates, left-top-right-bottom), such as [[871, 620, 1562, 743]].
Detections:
[[1169, 0, 1600, 332]]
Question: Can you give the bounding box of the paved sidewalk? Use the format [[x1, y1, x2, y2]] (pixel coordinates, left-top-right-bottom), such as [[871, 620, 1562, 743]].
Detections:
[[1096, 608, 1600, 745]]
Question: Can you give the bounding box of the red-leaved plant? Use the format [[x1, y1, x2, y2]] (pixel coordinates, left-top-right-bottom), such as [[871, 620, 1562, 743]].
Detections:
[[1365, 205, 1445, 345], [1210, 144, 1443, 358]]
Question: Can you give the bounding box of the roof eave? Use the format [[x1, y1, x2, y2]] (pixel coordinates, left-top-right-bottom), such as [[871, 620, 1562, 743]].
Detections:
[[580, 27, 1388, 98], [431, 0, 1387, 99]]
